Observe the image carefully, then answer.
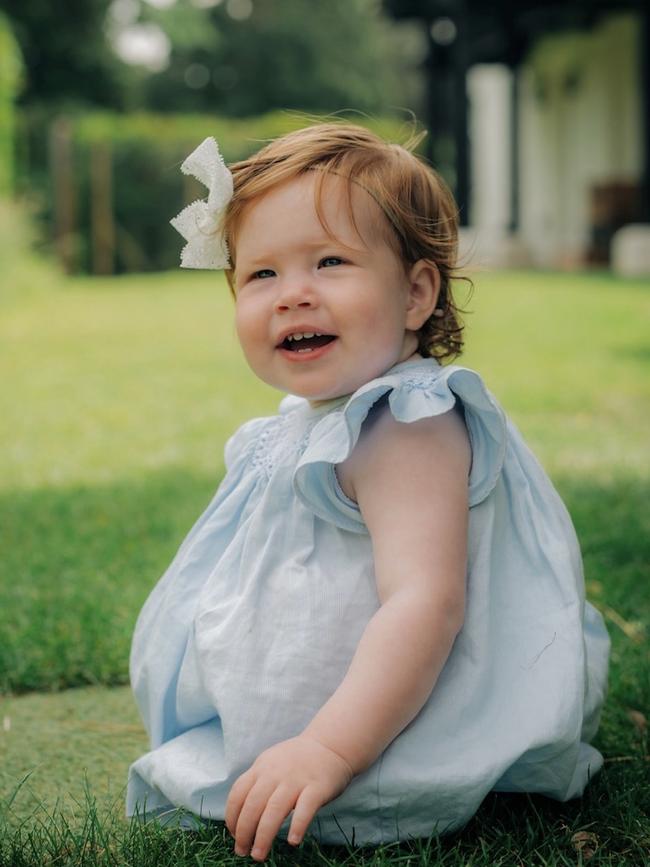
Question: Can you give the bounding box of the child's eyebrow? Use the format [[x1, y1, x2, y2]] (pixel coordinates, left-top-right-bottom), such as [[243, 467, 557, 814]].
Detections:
[[240, 237, 367, 266]]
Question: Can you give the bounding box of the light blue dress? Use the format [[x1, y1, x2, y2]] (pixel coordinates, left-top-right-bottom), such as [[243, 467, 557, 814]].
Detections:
[[127, 356, 610, 845]]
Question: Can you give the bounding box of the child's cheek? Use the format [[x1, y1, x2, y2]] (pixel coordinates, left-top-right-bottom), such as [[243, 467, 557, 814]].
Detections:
[[234, 306, 262, 370]]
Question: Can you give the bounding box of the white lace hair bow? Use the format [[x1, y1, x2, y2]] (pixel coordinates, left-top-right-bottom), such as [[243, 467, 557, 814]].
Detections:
[[170, 137, 234, 269]]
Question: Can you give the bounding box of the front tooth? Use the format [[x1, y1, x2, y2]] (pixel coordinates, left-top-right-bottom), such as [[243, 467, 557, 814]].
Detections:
[[287, 331, 317, 342]]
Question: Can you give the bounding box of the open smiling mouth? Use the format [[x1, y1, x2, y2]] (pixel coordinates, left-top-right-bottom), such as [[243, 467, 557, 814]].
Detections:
[[279, 334, 337, 353]]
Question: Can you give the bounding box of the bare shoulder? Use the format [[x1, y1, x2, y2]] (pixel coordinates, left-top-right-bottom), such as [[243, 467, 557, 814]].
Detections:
[[336, 396, 471, 503]]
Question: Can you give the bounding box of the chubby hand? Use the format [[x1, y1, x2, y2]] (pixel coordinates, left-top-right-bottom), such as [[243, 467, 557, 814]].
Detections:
[[225, 734, 354, 861]]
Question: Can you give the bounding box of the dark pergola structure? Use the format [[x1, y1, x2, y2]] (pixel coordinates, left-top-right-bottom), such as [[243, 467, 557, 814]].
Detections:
[[384, 0, 649, 230]]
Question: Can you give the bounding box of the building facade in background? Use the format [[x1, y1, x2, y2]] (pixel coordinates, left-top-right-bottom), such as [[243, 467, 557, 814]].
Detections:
[[468, 11, 644, 269]]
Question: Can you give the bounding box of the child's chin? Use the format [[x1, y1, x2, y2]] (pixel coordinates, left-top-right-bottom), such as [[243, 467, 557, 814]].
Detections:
[[300, 387, 349, 405], [303, 391, 340, 403]]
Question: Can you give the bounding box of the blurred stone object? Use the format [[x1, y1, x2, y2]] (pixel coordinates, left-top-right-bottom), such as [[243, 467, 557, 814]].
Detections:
[[611, 224, 650, 277], [588, 181, 642, 265]]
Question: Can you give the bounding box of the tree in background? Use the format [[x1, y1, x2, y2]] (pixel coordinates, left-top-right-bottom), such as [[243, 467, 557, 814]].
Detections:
[[0, 11, 23, 195], [4, 0, 425, 119], [1, 0, 128, 109], [138, 0, 424, 117]]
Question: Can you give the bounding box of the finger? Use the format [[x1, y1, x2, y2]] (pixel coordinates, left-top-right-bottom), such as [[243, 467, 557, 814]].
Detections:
[[224, 770, 255, 837], [250, 785, 297, 861], [287, 785, 325, 846], [234, 778, 278, 855]]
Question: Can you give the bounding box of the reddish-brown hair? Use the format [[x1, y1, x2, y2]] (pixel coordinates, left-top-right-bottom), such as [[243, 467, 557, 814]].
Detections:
[[223, 122, 468, 361]]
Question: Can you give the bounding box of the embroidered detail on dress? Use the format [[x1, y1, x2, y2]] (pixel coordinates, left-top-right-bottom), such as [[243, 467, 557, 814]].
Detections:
[[250, 410, 316, 478], [399, 373, 439, 393]]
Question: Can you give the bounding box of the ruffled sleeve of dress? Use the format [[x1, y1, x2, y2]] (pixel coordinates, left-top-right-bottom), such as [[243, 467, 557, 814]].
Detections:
[[293, 358, 507, 532]]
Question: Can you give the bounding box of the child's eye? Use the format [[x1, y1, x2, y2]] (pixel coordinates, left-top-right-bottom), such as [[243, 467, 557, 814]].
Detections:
[[252, 268, 276, 280], [319, 256, 344, 268]]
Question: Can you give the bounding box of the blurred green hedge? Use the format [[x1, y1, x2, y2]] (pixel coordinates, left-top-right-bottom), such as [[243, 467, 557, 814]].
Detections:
[[0, 12, 23, 196], [23, 110, 415, 274], [0, 198, 61, 304]]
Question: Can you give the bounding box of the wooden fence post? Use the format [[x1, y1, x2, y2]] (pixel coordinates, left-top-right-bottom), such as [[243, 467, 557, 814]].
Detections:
[[49, 117, 76, 273], [90, 140, 115, 275]]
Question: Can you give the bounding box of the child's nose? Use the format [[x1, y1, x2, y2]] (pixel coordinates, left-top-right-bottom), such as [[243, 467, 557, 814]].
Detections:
[[274, 277, 318, 312]]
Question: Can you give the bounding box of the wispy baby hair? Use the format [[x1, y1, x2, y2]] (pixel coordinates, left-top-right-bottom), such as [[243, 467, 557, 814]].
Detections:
[[223, 122, 468, 362]]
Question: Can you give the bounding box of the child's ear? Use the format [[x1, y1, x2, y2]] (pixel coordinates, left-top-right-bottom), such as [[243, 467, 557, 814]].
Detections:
[[404, 259, 441, 330]]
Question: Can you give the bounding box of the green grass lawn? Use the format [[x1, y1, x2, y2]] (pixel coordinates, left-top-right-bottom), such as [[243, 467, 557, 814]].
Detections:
[[1, 268, 649, 865]]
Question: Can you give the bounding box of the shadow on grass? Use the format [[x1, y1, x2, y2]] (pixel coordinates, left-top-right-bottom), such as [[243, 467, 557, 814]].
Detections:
[[615, 343, 650, 364], [0, 467, 222, 694]]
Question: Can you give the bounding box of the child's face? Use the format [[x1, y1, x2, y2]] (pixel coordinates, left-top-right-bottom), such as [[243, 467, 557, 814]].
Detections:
[[233, 172, 422, 402]]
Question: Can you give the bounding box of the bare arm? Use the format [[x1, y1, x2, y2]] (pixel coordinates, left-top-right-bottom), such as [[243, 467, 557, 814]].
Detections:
[[225, 402, 471, 860], [302, 402, 471, 772]]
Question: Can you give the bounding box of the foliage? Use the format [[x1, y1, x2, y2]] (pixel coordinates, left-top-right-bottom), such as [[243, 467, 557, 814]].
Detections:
[[140, 0, 424, 118], [2, 0, 425, 120], [0, 12, 23, 195], [1, 0, 126, 109], [0, 197, 60, 303]]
